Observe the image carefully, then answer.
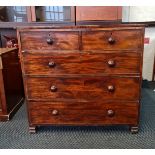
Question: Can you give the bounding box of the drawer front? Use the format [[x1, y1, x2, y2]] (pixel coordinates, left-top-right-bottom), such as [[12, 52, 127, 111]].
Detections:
[[20, 31, 79, 50], [0, 99, 2, 111], [29, 101, 139, 125], [26, 77, 140, 101], [82, 30, 143, 50], [22, 51, 141, 75]]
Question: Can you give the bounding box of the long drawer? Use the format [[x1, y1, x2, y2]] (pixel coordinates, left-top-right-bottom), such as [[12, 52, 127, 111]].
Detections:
[[25, 76, 140, 101], [22, 51, 141, 75], [29, 101, 139, 125], [20, 31, 79, 50], [82, 29, 143, 50]]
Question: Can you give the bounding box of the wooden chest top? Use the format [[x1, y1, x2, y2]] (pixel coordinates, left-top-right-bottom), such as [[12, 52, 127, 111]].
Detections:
[[0, 48, 17, 55]]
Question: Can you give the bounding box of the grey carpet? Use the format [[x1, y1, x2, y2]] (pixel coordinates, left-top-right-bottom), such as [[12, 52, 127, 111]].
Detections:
[[0, 88, 155, 149]]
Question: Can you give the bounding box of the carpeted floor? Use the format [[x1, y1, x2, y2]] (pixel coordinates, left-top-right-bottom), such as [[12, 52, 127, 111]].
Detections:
[[0, 86, 155, 149]]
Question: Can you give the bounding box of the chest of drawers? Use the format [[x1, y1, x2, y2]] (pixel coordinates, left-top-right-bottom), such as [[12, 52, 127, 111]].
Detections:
[[17, 25, 144, 133]]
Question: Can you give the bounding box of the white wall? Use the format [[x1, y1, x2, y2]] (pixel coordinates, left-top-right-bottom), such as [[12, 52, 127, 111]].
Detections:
[[123, 6, 155, 81], [122, 6, 155, 22], [143, 28, 155, 81]]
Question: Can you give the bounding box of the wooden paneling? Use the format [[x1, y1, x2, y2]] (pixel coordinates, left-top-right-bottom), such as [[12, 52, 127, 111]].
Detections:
[[76, 6, 122, 22], [29, 6, 36, 22]]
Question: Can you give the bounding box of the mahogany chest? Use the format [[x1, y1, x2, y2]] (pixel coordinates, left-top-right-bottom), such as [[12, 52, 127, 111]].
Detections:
[[17, 25, 144, 133], [0, 48, 24, 121]]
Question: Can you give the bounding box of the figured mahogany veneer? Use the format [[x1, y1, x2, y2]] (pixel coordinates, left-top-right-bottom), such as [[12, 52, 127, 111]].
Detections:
[[25, 76, 140, 101], [20, 31, 79, 50], [22, 51, 141, 75], [29, 101, 139, 125], [82, 29, 143, 50], [17, 25, 144, 133]]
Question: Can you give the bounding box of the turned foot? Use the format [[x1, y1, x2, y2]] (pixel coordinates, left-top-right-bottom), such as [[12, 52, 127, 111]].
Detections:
[[29, 126, 37, 133], [130, 126, 139, 134]]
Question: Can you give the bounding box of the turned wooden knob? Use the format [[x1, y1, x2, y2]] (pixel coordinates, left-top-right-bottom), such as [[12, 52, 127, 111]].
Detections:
[[48, 61, 55, 67], [108, 36, 115, 44], [107, 60, 115, 67], [46, 38, 53, 44], [107, 109, 115, 117], [52, 109, 59, 115], [50, 85, 57, 92], [107, 85, 115, 92]]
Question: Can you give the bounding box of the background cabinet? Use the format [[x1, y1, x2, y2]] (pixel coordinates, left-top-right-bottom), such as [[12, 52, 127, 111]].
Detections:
[[0, 6, 32, 48], [0, 48, 24, 121], [76, 6, 122, 23], [0, 6, 122, 25], [0, 6, 122, 47], [0, 6, 29, 22], [34, 6, 75, 22], [0, 6, 122, 48]]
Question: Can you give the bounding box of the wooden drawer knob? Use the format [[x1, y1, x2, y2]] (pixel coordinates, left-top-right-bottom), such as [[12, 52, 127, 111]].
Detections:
[[107, 85, 115, 92], [48, 61, 55, 67], [107, 109, 115, 117], [107, 60, 115, 67], [46, 38, 53, 45], [108, 36, 115, 44], [52, 109, 59, 115], [50, 85, 57, 92]]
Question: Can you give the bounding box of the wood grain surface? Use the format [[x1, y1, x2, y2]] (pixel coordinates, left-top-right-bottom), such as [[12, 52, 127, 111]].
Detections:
[[29, 101, 139, 125], [20, 31, 79, 50], [17, 25, 144, 132], [22, 51, 141, 75], [82, 30, 143, 50], [25, 76, 140, 101]]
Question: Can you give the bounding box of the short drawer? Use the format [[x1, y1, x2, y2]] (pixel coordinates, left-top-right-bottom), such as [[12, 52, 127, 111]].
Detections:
[[22, 51, 141, 75], [20, 31, 79, 50], [25, 76, 140, 101], [82, 30, 143, 50], [29, 101, 139, 125]]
